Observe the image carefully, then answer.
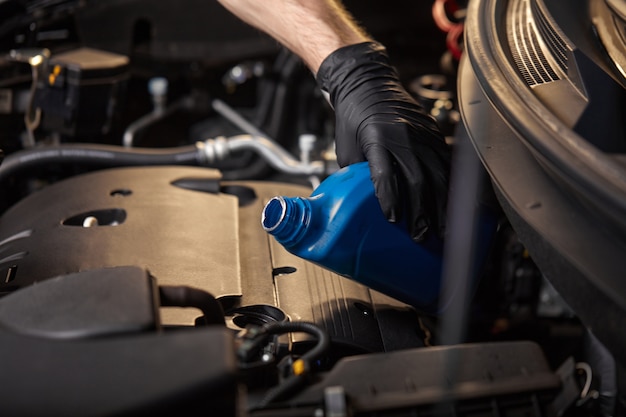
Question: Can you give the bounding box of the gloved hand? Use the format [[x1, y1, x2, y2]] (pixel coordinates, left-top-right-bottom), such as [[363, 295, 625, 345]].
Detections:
[[316, 42, 452, 242]]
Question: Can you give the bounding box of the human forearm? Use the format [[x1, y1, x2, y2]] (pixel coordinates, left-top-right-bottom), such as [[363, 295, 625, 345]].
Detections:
[[216, 0, 370, 72]]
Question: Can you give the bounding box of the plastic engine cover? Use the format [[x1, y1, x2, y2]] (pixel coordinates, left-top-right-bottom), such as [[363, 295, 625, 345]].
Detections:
[[0, 166, 427, 352]]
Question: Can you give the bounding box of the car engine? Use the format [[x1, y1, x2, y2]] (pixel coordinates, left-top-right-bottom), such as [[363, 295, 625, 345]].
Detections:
[[0, 0, 624, 416]]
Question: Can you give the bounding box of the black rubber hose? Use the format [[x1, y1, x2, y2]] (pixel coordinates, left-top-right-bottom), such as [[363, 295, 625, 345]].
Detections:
[[159, 285, 225, 326], [0, 143, 202, 183], [263, 321, 330, 366], [246, 321, 330, 409], [241, 321, 330, 366]]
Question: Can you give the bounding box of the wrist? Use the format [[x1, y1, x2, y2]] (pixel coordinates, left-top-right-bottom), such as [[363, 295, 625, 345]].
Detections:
[[272, 3, 370, 73], [217, 0, 369, 73], [300, 6, 370, 72]]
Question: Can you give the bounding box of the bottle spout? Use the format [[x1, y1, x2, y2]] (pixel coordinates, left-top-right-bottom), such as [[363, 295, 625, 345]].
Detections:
[[261, 196, 311, 247], [262, 196, 287, 233]]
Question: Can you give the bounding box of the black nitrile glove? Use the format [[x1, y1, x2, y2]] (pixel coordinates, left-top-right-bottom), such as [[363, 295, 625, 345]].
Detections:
[[316, 42, 452, 242]]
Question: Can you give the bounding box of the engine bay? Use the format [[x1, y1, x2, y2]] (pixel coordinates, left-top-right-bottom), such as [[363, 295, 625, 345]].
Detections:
[[0, 0, 624, 415]]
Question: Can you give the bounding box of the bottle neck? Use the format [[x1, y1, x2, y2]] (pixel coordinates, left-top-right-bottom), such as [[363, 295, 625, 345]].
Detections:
[[262, 196, 311, 247]]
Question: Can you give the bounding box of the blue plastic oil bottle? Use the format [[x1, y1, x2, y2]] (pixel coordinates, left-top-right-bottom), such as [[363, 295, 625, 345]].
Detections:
[[262, 162, 497, 313]]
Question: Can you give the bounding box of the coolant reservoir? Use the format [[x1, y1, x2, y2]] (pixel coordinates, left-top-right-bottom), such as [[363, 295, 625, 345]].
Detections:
[[262, 162, 447, 313]]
